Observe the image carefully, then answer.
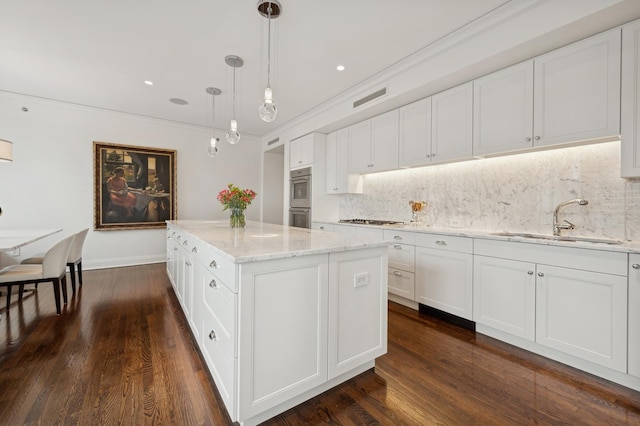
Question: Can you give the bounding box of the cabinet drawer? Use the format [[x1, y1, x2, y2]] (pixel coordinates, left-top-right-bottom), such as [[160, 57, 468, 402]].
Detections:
[[201, 305, 236, 413], [414, 233, 473, 253], [388, 268, 415, 300], [198, 244, 237, 292], [383, 229, 417, 245], [201, 298, 235, 361], [388, 243, 415, 272], [203, 272, 236, 357]]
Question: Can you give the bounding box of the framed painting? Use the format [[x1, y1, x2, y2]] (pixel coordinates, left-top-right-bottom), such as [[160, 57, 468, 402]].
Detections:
[[93, 142, 177, 230]]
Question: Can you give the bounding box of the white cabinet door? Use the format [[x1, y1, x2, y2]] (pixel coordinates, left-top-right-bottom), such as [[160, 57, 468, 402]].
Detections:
[[238, 254, 329, 420], [622, 20, 640, 177], [347, 120, 372, 173], [473, 255, 536, 341], [536, 265, 627, 372], [533, 28, 621, 148], [387, 242, 414, 272], [326, 129, 361, 194], [388, 268, 415, 300], [431, 82, 473, 162], [370, 110, 399, 172], [328, 248, 387, 379], [289, 134, 314, 169], [415, 246, 473, 320], [473, 61, 534, 156], [399, 98, 432, 167], [628, 255, 640, 377]]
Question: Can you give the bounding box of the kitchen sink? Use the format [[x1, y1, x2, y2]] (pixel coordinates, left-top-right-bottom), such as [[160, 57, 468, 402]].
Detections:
[[490, 232, 624, 245]]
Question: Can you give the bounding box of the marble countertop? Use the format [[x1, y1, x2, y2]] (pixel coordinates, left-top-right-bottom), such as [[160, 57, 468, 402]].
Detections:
[[317, 221, 640, 254], [167, 220, 390, 263]]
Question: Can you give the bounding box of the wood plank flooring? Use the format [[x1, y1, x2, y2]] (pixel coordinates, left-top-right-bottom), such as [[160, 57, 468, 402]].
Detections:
[[0, 263, 638, 425]]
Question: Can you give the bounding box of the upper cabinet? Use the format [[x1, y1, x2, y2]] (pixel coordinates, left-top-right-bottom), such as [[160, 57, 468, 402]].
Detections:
[[473, 61, 534, 156], [533, 28, 621, 148], [474, 29, 621, 156], [622, 20, 640, 178], [325, 129, 362, 194], [289, 133, 314, 170], [431, 82, 474, 163], [348, 110, 399, 174], [399, 98, 432, 167]]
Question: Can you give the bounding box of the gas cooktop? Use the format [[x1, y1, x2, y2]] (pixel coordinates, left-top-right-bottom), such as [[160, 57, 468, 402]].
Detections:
[[339, 219, 404, 226]]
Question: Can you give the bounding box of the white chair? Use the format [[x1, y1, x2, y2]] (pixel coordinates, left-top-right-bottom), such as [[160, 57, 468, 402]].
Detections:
[[0, 234, 74, 315], [21, 228, 89, 294]]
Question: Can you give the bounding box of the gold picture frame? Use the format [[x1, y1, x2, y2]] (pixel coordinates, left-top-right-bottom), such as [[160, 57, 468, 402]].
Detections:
[[93, 142, 177, 231]]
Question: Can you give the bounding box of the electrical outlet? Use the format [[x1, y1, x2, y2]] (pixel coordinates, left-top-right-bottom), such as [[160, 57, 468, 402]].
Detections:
[[354, 272, 369, 288]]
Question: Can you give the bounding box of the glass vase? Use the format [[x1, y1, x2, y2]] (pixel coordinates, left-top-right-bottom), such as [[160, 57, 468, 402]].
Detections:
[[230, 207, 246, 228]]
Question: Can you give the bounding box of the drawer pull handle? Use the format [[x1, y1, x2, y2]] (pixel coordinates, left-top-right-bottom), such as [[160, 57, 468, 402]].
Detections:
[[191, 246, 198, 253], [185, 261, 191, 266], [393, 244, 402, 249], [173, 247, 178, 251], [394, 235, 402, 240], [527, 270, 534, 275], [537, 272, 544, 277], [209, 279, 218, 289], [210, 260, 218, 268], [177, 236, 182, 241], [393, 271, 403, 277], [633, 264, 640, 270], [166, 236, 170, 239], [209, 330, 217, 341], [435, 240, 446, 245], [183, 240, 188, 246]]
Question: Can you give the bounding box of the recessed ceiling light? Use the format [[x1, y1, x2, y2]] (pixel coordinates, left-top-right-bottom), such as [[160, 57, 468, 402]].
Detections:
[[336, 65, 345, 71], [144, 80, 154, 86], [169, 98, 188, 105]]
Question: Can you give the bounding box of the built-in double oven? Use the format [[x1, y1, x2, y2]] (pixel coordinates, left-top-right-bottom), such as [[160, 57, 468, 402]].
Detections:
[[289, 167, 311, 228]]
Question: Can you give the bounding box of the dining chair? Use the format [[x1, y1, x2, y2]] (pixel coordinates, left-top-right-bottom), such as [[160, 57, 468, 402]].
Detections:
[[0, 234, 74, 314], [21, 228, 89, 294]]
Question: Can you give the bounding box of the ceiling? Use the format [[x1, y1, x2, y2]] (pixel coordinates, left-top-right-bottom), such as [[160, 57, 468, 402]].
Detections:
[[0, 0, 514, 138]]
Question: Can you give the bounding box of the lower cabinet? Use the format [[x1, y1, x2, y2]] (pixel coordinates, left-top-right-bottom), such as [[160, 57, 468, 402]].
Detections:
[[628, 254, 640, 377], [474, 239, 628, 372]]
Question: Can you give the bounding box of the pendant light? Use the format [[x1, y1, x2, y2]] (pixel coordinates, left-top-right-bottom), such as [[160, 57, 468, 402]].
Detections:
[[0, 139, 13, 162], [206, 87, 221, 157], [225, 55, 244, 145], [257, 1, 281, 123]]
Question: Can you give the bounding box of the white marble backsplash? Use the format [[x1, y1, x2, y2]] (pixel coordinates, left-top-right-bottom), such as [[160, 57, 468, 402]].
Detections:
[[339, 141, 640, 241]]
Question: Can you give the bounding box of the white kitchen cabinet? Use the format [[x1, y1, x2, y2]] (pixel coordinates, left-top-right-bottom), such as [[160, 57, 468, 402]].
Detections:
[[348, 110, 399, 174], [629, 254, 640, 377], [384, 229, 416, 301], [325, 129, 362, 194], [474, 238, 628, 373], [399, 98, 432, 167], [473, 61, 534, 156], [289, 133, 314, 169], [431, 82, 473, 163], [622, 19, 640, 177], [473, 255, 536, 341], [533, 28, 621, 148], [414, 234, 473, 320], [536, 264, 627, 372]]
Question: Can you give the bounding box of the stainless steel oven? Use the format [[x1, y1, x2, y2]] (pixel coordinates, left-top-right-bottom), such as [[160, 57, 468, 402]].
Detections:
[[290, 167, 311, 209], [289, 207, 311, 229]]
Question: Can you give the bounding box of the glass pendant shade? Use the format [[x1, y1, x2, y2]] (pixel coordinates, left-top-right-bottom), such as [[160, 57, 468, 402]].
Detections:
[[226, 119, 240, 144], [258, 87, 278, 122], [208, 137, 219, 157]]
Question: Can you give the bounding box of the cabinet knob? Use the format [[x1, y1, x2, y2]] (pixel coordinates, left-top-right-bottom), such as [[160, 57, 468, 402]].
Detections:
[[173, 247, 177, 251], [535, 136, 541, 140], [394, 235, 402, 240], [435, 240, 446, 245], [393, 244, 402, 249], [209, 279, 218, 289], [210, 260, 218, 268], [393, 271, 403, 277], [527, 270, 534, 275], [177, 236, 182, 241], [525, 137, 531, 142], [633, 264, 640, 270], [537, 272, 544, 277], [209, 330, 217, 341], [430, 153, 436, 158], [191, 246, 198, 253], [185, 261, 191, 266], [320, 226, 325, 230]]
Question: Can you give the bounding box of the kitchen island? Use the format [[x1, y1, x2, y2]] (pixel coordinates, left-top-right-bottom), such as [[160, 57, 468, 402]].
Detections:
[[165, 220, 389, 426]]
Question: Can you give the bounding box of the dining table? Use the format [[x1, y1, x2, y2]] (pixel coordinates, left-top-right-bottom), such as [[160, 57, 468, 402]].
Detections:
[[0, 228, 63, 252]]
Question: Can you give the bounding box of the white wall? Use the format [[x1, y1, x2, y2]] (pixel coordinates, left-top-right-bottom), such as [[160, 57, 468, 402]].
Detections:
[[262, 148, 284, 224], [0, 91, 262, 269]]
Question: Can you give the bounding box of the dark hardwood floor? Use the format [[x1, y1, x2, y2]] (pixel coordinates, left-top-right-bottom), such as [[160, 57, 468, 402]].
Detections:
[[0, 263, 638, 425]]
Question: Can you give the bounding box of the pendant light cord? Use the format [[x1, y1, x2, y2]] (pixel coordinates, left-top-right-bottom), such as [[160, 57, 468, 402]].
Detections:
[[267, 3, 272, 87]]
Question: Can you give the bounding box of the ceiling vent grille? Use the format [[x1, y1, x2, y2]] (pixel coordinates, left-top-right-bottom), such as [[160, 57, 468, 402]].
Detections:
[[267, 137, 280, 145], [353, 87, 387, 108]]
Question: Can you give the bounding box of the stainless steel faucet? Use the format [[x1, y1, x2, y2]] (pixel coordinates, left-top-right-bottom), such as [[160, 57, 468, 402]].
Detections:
[[553, 198, 588, 236]]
